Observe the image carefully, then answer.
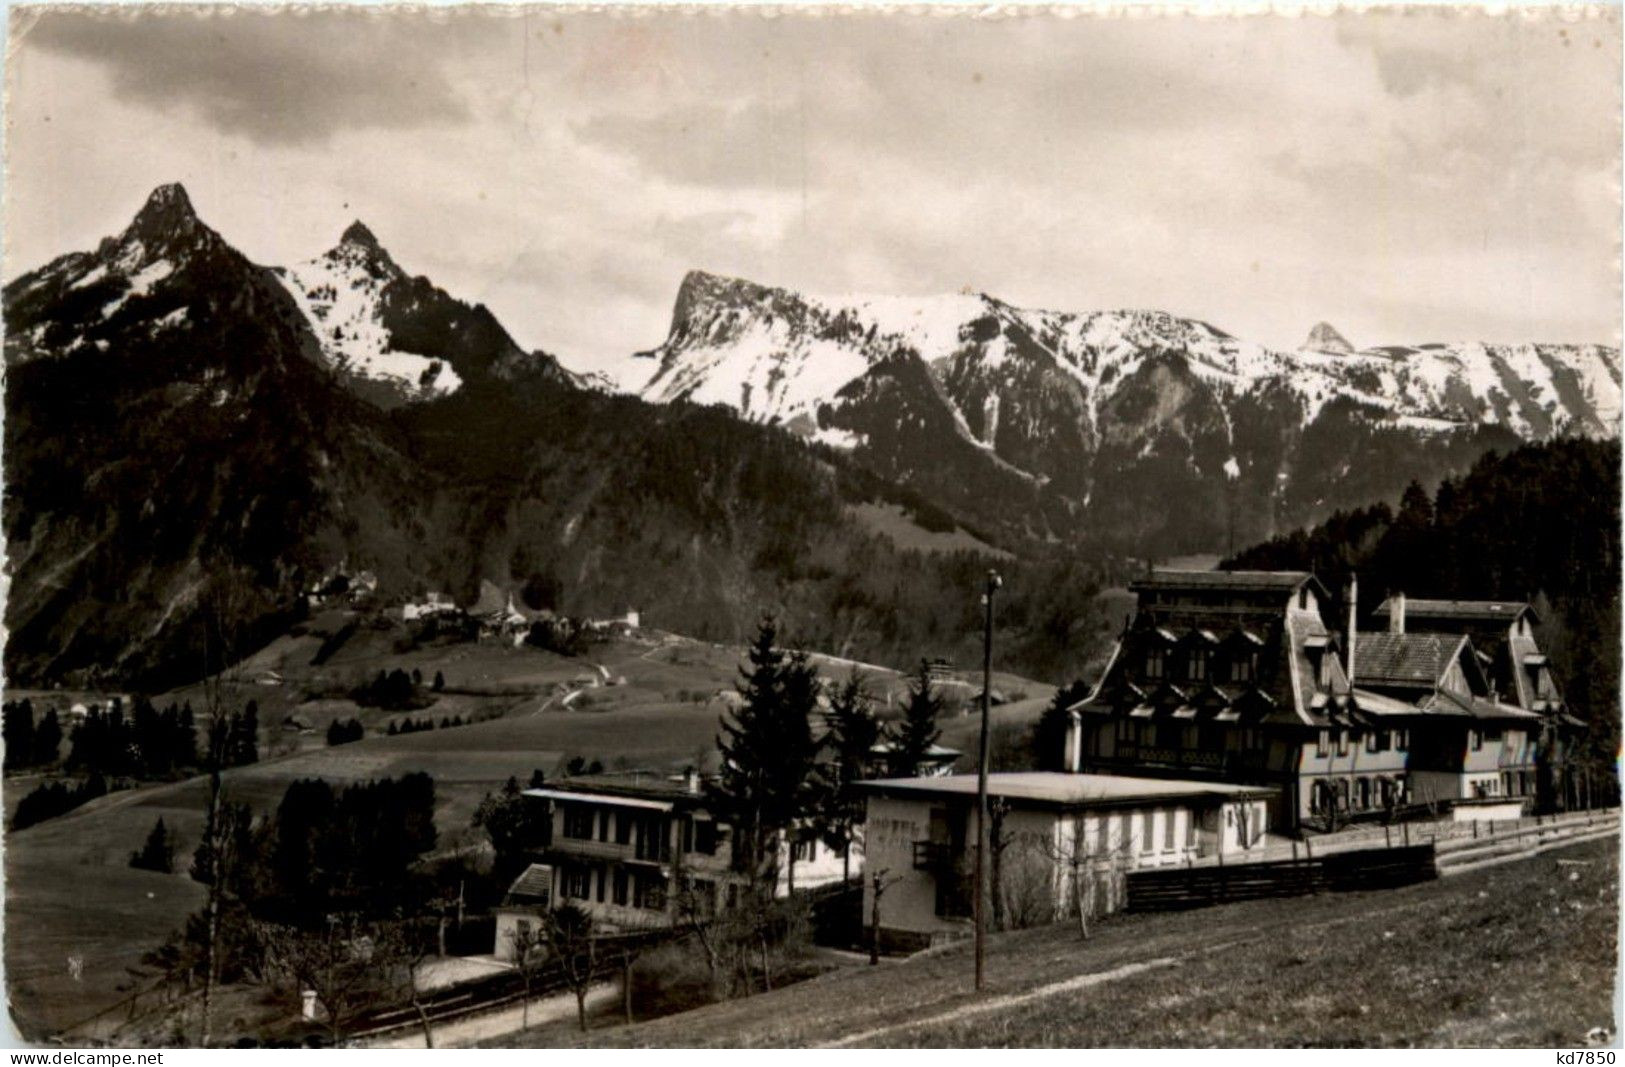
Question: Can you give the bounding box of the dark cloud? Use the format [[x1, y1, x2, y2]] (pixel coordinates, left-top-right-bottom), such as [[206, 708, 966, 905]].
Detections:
[[22, 8, 474, 145]]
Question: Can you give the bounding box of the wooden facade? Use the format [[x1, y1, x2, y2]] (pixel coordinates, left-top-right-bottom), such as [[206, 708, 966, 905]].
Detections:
[[1071, 571, 1583, 831]]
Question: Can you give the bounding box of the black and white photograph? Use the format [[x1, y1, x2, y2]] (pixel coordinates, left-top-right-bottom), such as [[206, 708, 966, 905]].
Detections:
[[1, 3, 1620, 1050]]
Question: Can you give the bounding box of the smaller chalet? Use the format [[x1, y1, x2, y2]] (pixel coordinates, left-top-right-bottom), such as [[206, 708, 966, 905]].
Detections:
[[514, 771, 846, 932], [859, 772, 1273, 946]]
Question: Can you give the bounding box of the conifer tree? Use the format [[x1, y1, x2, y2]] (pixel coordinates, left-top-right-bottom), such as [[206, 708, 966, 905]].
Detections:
[[819, 671, 882, 879], [709, 617, 820, 895], [889, 660, 944, 778], [130, 816, 177, 873]]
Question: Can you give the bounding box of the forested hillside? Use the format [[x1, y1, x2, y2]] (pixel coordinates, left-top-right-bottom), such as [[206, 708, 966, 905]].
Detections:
[[1226, 438, 1621, 775]]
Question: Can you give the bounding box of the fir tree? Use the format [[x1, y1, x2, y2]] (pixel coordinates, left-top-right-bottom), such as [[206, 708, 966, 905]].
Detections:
[[708, 617, 820, 893], [1032, 681, 1090, 771], [130, 816, 177, 873], [819, 671, 882, 879], [889, 659, 944, 778]]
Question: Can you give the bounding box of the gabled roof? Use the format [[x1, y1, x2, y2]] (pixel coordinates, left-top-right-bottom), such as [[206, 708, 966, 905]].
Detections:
[[1373, 598, 1537, 624], [506, 863, 554, 903], [1130, 569, 1327, 597], [1353, 632, 1468, 686]]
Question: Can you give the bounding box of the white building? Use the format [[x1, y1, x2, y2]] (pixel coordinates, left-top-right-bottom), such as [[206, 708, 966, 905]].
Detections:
[[501, 772, 848, 938], [858, 771, 1273, 948]]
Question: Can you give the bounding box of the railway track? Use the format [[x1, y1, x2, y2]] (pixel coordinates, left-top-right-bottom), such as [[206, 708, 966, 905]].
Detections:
[[347, 929, 673, 1044]]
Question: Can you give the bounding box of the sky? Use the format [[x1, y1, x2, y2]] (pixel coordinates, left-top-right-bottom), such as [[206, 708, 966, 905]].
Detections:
[[5, 7, 1620, 380]]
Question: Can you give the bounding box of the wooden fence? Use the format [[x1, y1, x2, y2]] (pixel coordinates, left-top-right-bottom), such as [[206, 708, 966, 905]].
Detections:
[[1124, 843, 1437, 912]]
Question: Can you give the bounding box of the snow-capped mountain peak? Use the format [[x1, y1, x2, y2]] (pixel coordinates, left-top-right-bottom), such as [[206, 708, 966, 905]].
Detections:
[[275, 224, 461, 403]]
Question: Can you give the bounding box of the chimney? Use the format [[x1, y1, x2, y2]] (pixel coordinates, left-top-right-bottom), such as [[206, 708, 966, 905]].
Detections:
[[1345, 575, 1358, 688], [1389, 591, 1406, 635], [1064, 710, 1083, 773]]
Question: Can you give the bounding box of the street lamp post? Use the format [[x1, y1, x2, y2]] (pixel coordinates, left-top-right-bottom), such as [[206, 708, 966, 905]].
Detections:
[[974, 568, 1001, 992]]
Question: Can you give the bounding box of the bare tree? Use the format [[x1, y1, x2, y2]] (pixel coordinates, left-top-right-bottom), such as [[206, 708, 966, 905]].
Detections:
[[538, 904, 599, 1032], [506, 921, 545, 1032], [867, 868, 902, 965], [254, 914, 394, 1044], [1042, 818, 1133, 940]]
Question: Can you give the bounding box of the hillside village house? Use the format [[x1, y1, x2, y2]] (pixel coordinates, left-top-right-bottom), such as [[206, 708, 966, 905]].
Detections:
[[858, 770, 1273, 946], [1069, 570, 1583, 830], [493, 771, 845, 950]]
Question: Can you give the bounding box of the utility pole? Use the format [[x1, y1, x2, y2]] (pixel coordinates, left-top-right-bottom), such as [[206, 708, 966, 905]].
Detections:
[[974, 569, 1001, 992]]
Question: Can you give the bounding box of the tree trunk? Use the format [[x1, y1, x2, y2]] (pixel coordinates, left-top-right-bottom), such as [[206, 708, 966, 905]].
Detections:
[[413, 995, 435, 1048], [575, 988, 588, 1032], [623, 956, 634, 1024]]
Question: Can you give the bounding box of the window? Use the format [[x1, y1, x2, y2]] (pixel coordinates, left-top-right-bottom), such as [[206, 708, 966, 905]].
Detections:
[[1186, 809, 1197, 846], [596, 867, 606, 903], [1116, 718, 1135, 745], [563, 804, 595, 840], [1164, 808, 1176, 850], [1182, 725, 1200, 750], [564, 867, 592, 900], [1230, 653, 1256, 685], [1396, 730, 1409, 752], [1337, 731, 1350, 757], [612, 867, 629, 906], [791, 835, 810, 863], [1145, 646, 1166, 680], [1316, 730, 1329, 758], [1187, 649, 1208, 683], [634, 874, 668, 911], [615, 812, 633, 845], [598, 810, 611, 842], [1299, 588, 1309, 610], [1138, 812, 1154, 854], [694, 819, 719, 855], [1470, 730, 1482, 751], [516, 918, 532, 941]]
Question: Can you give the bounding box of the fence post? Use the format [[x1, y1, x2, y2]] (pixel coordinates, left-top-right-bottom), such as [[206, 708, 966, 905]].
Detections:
[[1384, 824, 1392, 848], [1403, 820, 1410, 847]]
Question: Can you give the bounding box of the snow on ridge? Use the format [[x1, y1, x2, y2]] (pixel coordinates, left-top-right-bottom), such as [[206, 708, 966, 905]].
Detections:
[[277, 246, 461, 401], [646, 273, 1621, 440]]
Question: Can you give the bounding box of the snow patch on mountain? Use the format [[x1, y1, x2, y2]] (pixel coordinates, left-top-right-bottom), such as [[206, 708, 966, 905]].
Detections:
[[276, 230, 463, 401]]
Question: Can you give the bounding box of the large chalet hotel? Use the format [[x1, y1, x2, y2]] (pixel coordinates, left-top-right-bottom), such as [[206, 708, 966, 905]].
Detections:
[[1069, 570, 1584, 830]]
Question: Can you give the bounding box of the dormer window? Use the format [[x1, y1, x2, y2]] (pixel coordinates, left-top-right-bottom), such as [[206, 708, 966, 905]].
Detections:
[[1230, 652, 1256, 684], [1187, 649, 1208, 682], [1145, 646, 1166, 680]]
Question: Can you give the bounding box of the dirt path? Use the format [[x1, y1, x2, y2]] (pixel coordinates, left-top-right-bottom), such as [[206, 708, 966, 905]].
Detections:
[[821, 956, 1183, 1047]]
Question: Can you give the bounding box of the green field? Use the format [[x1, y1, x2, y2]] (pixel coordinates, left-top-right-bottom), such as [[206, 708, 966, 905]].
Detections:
[[531, 837, 1618, 1048], [4, 621, 1051, 1042]]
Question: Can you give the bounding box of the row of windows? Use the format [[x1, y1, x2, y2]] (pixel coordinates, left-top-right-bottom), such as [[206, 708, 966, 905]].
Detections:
[[1315, 729, 1410, 758], [1311, 776, 1405, 813], [562, 864, 669, 911], [1143, 647, 1257, 685], [1114, 719, 1264, 753], [559, 803, 719, 857]]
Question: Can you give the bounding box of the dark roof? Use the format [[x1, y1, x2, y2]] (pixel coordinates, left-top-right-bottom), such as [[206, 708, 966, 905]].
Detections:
[[1353, 632, 1466, 686], [1373, 598, 1536, 624], [1130, 569, 1323, 595], [506, 863, 553, 902]]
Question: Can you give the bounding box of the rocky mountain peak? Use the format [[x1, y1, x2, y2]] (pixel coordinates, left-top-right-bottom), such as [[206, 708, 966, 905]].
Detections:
[[1302, 321, 1355, 355], [340, 220, 382, 252], [121, 182, 214, 258]]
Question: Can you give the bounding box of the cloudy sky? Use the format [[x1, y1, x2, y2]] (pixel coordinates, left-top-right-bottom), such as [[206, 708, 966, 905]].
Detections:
[[5, 7, 1619, 378]]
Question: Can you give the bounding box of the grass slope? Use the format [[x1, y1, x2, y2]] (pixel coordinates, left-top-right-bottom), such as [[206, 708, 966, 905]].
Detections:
[[538, 837, 1618, 1048]]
